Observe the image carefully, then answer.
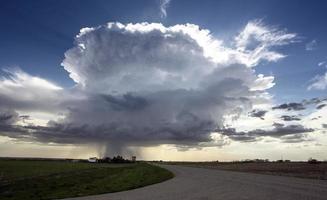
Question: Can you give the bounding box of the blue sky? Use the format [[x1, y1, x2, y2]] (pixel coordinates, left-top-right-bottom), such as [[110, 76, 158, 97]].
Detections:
[[0, 0, 327, 160]]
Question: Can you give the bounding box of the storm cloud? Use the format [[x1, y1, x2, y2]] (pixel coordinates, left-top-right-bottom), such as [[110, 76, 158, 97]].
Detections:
[[0, 21, 300, 155]]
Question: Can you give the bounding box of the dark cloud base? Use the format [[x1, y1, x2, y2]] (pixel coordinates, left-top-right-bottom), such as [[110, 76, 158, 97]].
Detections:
[[218, 123, 314, 143]]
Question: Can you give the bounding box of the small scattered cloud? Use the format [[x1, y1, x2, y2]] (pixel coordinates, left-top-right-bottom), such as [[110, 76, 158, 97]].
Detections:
[[272, 102, 305, 111], [308, 60, 327, 90], [303, 97, 326, 105], [218, 123, 314, 143], [316, 104, 326, 109], [305, 39, 317, 51], [221, 96, 326, 144], [280, 134, 313, 143], [280, 115, 301, 121], [249, 109, 267, 120], [307, 72, 327, 90], [234, 19, 297, 67], [318, 61, 326, 67], [159, 0, 171, 19]]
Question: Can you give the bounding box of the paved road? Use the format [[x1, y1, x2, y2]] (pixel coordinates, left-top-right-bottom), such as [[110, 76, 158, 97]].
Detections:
[[65, 164, 327, 200]]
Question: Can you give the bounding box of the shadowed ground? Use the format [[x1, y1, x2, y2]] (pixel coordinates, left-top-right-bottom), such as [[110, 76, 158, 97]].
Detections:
[[65, 164, 327, 200]]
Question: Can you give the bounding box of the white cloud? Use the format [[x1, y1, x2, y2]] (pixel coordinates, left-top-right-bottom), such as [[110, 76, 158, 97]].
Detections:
[[308, 61, 327, 90], [318, 62, 325, 66], [159, 0, 171, 19], [303, 103, 327, 130], [318, 61, 327, 68], [308, 72, 327, 90], [0, 69, 64, 112], [234, 19, 297, 67], [63, 21, 296, 89], [0, 68, 61, 91], [250, 74, 275, 91], [305, 39, 317, 51]]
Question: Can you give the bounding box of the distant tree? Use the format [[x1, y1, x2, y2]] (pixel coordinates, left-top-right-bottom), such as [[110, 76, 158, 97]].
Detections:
[[98, 157, 112, 163], [111, 155, 131, 163], [308, 158, 319, 164]]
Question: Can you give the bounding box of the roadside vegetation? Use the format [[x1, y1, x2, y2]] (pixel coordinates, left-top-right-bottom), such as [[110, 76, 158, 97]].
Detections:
[[0, 159, 173, 200]]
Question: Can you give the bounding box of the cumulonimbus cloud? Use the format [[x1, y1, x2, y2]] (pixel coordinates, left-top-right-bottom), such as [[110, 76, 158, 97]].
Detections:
[[0, 21, 301, 155]]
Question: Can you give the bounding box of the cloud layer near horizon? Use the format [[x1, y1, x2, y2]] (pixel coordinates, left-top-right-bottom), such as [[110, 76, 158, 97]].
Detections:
[[2, 20, 317, 155]]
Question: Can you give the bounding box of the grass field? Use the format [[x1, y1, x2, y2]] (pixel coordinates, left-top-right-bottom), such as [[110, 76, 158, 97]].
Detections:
[[164, 161, 327, 180], [0, 159, 173, 200]]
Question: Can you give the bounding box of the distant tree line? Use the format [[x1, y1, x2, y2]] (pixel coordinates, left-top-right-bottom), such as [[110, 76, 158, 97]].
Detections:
[[97, 155, 134, 163], [154, 158, 326, 165], [230, 158, 322, 164]]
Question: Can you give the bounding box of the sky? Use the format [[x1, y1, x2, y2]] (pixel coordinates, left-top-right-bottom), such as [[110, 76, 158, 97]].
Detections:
[[0, 0, 327, 161]]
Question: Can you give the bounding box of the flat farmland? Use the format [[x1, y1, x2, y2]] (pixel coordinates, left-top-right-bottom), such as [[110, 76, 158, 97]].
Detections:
[[165, 161, 327, 180]]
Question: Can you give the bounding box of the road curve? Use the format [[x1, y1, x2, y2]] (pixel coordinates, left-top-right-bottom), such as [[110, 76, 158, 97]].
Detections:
[[64, 164, 327, 200]]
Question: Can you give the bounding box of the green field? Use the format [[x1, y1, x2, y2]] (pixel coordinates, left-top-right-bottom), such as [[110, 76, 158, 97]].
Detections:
[[0, 159, 173, 200]]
